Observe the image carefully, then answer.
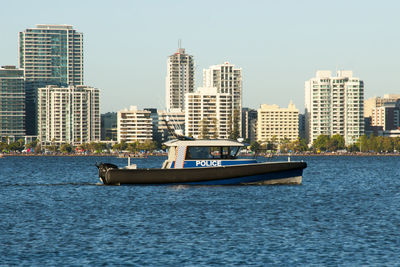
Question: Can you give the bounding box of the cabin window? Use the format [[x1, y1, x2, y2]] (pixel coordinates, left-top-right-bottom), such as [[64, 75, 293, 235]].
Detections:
[[185, 146, 241, 159], [186, 147, 213, 159], [230, 147, 240, 158], [221, 146, 240, 159], [221, 147, 229, 159]]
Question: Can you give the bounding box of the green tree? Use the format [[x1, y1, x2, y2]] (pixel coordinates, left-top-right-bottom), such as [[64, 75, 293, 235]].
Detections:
[[0, 141, 8, 152], [250, 141, 260, 152], [142, 140, 157, 152], [35, 141, 42, 154], [359, 134, 368, 152], [127, 141, 138, 153], [113, 140, 128, 152], [60, 143, 73, 153], [327, 134, 345, 151], [279, 137, 291, 153], [9, 141, 24, 152], [312, 135, 330, 151], [26, 139, 38, 150], [90, 142, 106, 153], [393, 137, 400, 152], [367, 135, 378, 152], [382, 137, 393, 152], [290, 137, 308, 152]]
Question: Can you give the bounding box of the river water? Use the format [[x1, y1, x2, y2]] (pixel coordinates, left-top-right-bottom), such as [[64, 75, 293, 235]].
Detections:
[[0, 155, 399, 266]]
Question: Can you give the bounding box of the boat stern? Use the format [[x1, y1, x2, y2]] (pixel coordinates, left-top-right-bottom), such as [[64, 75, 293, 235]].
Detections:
[[96, 162, 118, 184]]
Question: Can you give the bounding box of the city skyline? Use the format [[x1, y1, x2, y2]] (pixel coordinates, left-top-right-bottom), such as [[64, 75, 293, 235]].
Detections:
[[1, 0, 400, 113]]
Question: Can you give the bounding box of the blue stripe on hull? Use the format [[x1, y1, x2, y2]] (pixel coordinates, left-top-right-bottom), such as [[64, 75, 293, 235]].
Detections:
[[167, 168, 303, 186]]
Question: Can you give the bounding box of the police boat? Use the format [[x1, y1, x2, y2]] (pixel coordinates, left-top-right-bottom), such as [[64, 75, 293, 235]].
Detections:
[[96, 138, 307, 185]]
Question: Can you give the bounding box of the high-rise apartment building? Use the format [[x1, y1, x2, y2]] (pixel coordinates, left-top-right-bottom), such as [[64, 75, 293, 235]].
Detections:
[[185, 87, 233, 139], [305, 71, 364, 145], [19, 24, 84, 134], [19, 24, 83, 85], [117, 106, 153, 143], [203, 62, 242, 137], [37, 85, 100, 145], [165, 47, 194, 112], [0, 66, 25, 138], [257, 102, 299, 143]]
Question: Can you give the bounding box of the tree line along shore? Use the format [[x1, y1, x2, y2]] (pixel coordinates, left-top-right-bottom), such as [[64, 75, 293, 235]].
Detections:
[[2, 134, 400, 156]]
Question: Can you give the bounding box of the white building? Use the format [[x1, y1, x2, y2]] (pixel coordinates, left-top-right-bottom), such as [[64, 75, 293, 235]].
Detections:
[[185, 87, 233, 139], [117, 106, 153, 143], [305, 70, 364, 145], [203, 62, 242, 137], [37, 85, 100, 145], [165, 47, 194, 112], [257, 102, 299, 143]]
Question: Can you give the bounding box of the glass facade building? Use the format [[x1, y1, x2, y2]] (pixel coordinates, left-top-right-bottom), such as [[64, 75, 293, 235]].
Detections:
[[19, 24, 83, 85], [0, 66, 25, 138], [19, 25, 84, 135]]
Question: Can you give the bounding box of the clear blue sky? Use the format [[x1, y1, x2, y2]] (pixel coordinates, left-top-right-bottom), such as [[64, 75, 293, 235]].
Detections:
[[1, 0, 399, 113]]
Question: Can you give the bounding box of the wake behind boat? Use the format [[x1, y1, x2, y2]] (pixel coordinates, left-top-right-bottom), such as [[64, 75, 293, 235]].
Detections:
[[96, 139, 307, 185]]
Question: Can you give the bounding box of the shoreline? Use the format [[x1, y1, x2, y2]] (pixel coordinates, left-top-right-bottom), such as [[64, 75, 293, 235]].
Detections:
[[1, 152, 400, 157]]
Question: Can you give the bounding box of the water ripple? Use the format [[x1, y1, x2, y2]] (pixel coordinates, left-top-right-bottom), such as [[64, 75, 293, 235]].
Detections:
[[0, 156, 399, 265]]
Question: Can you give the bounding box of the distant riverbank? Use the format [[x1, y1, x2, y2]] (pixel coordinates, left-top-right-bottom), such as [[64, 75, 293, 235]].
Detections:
[[269, 152, 400, 157], [2, 152, 400, 157], [0, 153, 166, 157]]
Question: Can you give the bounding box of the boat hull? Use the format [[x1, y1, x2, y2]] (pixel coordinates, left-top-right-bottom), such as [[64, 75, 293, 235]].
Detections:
[[98, 161, 307, 185]]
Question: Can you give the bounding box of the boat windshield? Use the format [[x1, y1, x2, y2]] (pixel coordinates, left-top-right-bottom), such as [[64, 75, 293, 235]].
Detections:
[[185, 146, 241, 159]]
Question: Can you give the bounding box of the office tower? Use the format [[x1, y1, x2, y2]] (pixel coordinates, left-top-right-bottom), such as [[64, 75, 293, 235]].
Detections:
[[305, 71, 364, 145], [117, 106, 153, 143], [165, 47, 194, 112], [257, 102, 299, 143], [37, 85, 100, 145], [241, 108, 258, 143], [0, 66, 25, 138], [203, 62, 242, 137], [185, 87, 233, 139], [19, 24, 84, 134]]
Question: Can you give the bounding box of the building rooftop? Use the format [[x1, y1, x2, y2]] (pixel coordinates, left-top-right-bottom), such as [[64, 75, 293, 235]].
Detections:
[[36, 24, 74, 30]]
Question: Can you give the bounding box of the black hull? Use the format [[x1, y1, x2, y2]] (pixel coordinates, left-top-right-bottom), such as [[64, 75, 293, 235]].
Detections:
[[97, 161, 307, 185]]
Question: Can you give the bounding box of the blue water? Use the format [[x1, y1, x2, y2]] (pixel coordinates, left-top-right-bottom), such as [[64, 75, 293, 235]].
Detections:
[[0, 156, 399, 266]]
